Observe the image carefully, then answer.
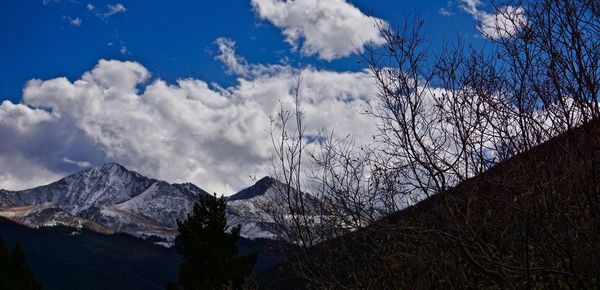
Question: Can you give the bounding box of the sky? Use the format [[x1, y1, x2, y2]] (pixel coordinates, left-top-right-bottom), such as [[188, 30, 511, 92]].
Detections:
[[0, 0, 518, 194]]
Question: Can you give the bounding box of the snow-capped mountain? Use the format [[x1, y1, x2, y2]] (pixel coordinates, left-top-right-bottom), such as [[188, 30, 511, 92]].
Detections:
[[0, 163, 296, 242], [0, 163, 209, 242], [226, 176, 318, 239], [0, 203, 114, 234], [226, 177, 283, 239]]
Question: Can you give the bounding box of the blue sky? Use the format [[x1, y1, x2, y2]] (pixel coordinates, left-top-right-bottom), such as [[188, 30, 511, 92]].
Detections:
[[0, 0, 504, 194], [0, 0, 486, 102]]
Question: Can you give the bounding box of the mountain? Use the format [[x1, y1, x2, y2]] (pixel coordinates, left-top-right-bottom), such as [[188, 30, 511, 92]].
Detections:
[[228, 176, 276, 202], [0, 163, 206, 242], [0, 163, 298, 242], [0, 204, 114, 234], [227, 177, 282, 240], [227, 176, 318, 240]]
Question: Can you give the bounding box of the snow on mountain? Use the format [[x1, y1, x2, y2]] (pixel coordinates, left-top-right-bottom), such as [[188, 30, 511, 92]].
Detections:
[[0, 163, 207, 242], [227, 177, 281, 239], [0, 163, 156, 212], [0, 163, 303, 242], [0, 204, 114, 234], [226, 176, 318, 239]]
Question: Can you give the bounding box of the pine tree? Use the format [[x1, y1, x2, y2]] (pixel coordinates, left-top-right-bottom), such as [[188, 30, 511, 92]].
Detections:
[[172, 194, 256, 290], [0, 238, 42, 290]]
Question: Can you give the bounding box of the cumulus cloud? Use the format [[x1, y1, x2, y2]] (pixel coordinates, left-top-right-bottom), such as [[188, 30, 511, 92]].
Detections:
[[478, 6, 526, 39], [251, 0, 387, 60], [0, 59, 378, 194], [0, 154, 64, 192], [461, 0, 526, 39], [0, 101, 65, 190]]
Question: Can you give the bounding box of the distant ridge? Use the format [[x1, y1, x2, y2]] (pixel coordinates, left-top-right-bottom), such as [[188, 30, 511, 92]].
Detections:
[[0, 163, 293, 242], [228, 176, 275, 201]]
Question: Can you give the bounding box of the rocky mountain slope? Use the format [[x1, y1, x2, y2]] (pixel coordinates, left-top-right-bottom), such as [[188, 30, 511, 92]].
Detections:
[[227, 176, 286, 240], [0, 163, 294, 242]]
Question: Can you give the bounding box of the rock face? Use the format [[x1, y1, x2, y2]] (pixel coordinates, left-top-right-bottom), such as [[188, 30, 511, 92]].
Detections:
[[0, 163, 300, 242], [226, 177, 283, 240], [226, 176, 318, 240], [0, 163, 207, 242], [0, 204, 115, 234]]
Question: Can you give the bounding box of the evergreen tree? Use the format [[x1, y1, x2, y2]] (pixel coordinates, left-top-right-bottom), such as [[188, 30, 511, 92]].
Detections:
[[0, 238, 42, 290], [171, 194, 256, 290]]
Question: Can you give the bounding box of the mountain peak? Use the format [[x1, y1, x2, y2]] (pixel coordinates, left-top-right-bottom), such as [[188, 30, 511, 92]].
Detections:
[[255, 176, 274, 186], [228, 176, 277, 201], [0, 162, 209, 240], [100, 162, 124, 169], [70, 162, 142, 182], [0, 167, 287, 241], [96, 162, 131, 173]]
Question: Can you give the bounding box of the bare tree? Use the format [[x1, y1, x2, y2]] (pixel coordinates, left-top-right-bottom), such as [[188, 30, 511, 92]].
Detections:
[[358, 0, 599, 288], [261, 1, 599, 288]]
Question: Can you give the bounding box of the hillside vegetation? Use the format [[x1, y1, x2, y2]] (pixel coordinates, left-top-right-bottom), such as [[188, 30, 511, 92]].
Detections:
[[262, 118, 600, 289]]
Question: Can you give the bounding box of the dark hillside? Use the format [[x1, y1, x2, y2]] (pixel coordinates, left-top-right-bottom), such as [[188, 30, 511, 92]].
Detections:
[[261, 120, 600, 289], [0, 217, 284, 290], [0, 217, 180, 290]]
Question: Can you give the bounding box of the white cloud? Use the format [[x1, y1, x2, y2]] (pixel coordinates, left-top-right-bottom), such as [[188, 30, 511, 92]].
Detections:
[[215, 38, 249, 76], [438, 8, 452, 17], [69, 17, 82, 26], [478, 6, 526, 39], [105, 3, 126, 17], [0, 154, 64, 191], [460, 0, 526, 39], [461, 0, 481, 16], [214, 37, 293, 78], [0, 59, 378, 194], [62, 158, 92, 168], [87, 3, 126, 19], [0, 101, 65, 190], [63, 15, 82, 26], [251, 0, 387, 60]]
